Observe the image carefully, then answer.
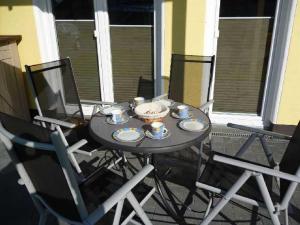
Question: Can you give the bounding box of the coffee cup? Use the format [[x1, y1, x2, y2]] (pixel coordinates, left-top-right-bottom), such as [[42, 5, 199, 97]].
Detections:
[[177, 105, 189, 118], [134, 97, 145, 106], [111, 109, 123, 123], [151, 122, 165, 138]]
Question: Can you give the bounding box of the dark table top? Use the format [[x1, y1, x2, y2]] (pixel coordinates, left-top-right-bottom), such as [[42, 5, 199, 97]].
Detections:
[[89, 102, 211, 154]]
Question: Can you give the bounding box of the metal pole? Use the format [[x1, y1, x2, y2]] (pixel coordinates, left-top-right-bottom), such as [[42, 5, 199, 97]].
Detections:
[[113, 199, 124, 225], [255, 174, 281, 225], [235, 133, 256, 157], [200, 171, 252, 225], [126, 192, 153, 225], [259, 136, 276, 167]]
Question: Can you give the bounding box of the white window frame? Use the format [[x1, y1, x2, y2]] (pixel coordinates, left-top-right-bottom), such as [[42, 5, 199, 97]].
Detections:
[[204, 0, 297, 127], [33, 0, 164, 106]]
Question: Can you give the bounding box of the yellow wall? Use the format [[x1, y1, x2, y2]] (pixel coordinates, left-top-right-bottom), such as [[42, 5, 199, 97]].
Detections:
[[0, 0, 41, 108], [277, 3, 300, 125], [163, 0, 205, 77], [0, 0, 41, 68]]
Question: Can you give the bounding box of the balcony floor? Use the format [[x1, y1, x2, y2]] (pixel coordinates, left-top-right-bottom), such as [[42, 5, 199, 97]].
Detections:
[[0, 126, 299, 225]]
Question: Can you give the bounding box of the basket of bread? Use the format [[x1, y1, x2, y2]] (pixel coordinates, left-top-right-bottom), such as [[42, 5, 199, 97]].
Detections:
[[134, 102, 170, 123]]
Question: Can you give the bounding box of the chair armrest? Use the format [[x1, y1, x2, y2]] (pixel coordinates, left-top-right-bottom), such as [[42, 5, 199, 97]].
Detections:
[[213, 153, 300, 183], [67, 139, 88, 153], [199, 100, 214, 111], [80, 99, 116, 106], [86, 164, 154, 222], [34, 116, 76, 129], [227, 123, 292, 140]]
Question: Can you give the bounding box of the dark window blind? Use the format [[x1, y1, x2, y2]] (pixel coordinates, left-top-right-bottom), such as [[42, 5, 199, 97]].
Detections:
[[110, 27, 154, 102], [213, 19, 273, 114], [55, 21, 101, 101]]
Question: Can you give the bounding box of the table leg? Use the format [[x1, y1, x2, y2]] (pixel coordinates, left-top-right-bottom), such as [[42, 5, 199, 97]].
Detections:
[[146, 154, 185, 222]]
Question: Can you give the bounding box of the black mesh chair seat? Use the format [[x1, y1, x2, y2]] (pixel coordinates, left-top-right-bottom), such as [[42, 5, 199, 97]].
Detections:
[[80, 169, 153, 217], [0, 112, 155, 224], [0, 112, 82, 221], [199, 152, 273, 203]]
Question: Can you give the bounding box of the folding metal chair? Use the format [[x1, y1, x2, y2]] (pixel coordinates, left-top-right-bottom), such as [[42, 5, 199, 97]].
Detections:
[[25, 58, 121, 175], [196, 121, 300, 225], [0, 114, 155, 225], [168, 54, 215, 114], [229, 122, 292, 168]]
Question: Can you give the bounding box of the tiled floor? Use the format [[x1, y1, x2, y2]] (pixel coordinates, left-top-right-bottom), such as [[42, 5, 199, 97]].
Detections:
[[0, 129, 299, 225]]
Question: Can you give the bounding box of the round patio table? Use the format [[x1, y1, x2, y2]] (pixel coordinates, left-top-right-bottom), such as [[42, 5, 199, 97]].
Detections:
[[89, 102, 211, 153], [89, 102, 211, 220]]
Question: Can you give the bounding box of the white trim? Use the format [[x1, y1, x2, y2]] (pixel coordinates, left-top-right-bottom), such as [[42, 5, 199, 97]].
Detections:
[[260, 0, 281, 120], [33, 0, 59, 62], [262, 0, 298, 125], [94, 0, 114, 102], [154, 0, 164, 96], [206, 0, 297, 126], [203, 0, 219, 56], [211, 113, 263, 128], [204, 0, 220, 115]]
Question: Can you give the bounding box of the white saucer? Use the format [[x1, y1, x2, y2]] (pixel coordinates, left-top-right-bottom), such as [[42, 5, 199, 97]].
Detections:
[[179, 118, 208, 132], [113, 128, 144, 142], [171, 111, 192, 119], [106, 116, 129, 125], [145, 128, 170, 140]]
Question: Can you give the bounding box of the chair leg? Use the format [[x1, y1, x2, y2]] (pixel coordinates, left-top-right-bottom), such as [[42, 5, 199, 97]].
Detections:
[[68, 152, 83, 174], [235, 133, 256, 157], [126, 191, 152, 225], [200, 171, 252, 225], [117, 150, 127, 163], [204, 193, 214, 217], [259, 136, 276, 168], [284, 208, 289, 225], [255, 174, 281, 225], [121, 188, 155, 225], [113, 199, 125, 225]]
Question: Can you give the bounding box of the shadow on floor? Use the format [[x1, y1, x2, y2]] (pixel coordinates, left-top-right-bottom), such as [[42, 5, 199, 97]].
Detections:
[[0, 135, 300, 225]]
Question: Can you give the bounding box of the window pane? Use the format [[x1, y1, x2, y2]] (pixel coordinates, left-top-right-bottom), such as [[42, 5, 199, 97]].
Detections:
[[108, 0, 153, 25], [220, 0, 276, 17], [110, 27, 154, 102], [108, 0, 154, 102], [213, 19, 273, 114], [52, 0, 94, 19], [55, 21, 101, 100], [52, 0, 101, 101]]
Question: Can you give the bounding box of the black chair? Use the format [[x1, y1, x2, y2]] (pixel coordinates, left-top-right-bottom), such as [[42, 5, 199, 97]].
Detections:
[[137, 76, 154, 100], [0, 112, 155, 225], [196, 122, 300, 225], [168, 54, 215, 113], [25, 58, 120, 175]]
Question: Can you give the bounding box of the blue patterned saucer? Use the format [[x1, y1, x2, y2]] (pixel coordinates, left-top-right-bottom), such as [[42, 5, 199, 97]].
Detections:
[[112, 128, 144, 142]]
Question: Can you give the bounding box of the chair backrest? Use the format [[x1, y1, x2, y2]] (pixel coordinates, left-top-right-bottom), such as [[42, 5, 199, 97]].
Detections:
[[137, 76, 154, 99], [279, 121, 300, 202], [25, 58, 84, 121], [0, 112, 87, 222], [168, 54, 215, 108]]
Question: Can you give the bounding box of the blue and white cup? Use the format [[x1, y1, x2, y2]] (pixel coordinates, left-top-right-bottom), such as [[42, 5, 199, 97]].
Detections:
[[177, 105, 189, 118], [111, 109, 123, 123], [151, 122, 165, 139]]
